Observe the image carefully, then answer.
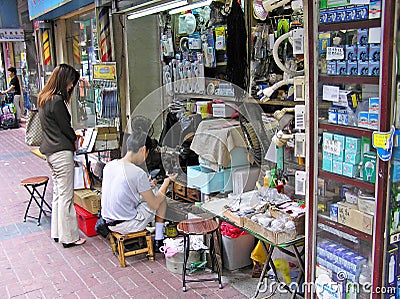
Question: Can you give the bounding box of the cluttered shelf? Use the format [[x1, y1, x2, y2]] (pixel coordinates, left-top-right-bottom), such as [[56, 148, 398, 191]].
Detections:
[[318, 215, 373, 243], [319, 170, 375, 191], [319, 121, 373, 139]]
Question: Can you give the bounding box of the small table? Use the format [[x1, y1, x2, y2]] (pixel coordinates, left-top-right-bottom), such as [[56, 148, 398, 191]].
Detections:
[[201, 198, 305, 299]]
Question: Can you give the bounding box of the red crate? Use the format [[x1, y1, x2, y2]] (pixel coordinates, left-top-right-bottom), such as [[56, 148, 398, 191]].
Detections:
[[74, 203, 98, 237]]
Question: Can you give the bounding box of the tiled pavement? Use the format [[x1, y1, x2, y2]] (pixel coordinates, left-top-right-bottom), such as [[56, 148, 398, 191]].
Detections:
[[0, 125, 249, 299]]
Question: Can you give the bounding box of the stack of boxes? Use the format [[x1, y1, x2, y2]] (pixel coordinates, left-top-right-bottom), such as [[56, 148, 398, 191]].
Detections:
[[358, 97, 380, 130], [322, 133, 361, 178], [322, 28, 381, 77], [317, 239, 368, 283], [73, 188, 101, 237], [94, 126, 119, 151]]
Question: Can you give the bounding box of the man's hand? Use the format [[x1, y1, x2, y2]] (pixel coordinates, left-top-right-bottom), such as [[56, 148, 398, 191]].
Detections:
[[149, 177, 157, 189], [166, 173, 178, 183]]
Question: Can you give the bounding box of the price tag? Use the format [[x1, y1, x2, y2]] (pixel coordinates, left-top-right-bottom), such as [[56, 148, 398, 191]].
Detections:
[[323, 139, 341, 156], [326, 47, 344, 60]]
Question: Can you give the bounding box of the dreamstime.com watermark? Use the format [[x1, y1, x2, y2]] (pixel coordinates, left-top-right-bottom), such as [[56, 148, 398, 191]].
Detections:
[[257, 272, 397, 295]]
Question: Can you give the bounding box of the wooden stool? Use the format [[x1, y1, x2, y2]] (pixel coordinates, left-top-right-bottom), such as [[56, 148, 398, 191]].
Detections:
[[21, 176, 51, 226], [177, 218, 222, 292], [109, 230, 154, 267]]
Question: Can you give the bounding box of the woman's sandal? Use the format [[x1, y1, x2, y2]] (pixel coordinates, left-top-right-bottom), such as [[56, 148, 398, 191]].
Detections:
[[62, 238, 86, 248]]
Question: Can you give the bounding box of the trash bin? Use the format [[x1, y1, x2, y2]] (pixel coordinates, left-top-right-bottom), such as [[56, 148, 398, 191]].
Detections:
[[220, 222, 255, 270]]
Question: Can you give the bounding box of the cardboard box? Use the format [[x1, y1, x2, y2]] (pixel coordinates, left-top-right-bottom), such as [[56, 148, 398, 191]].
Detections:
[[73, 189, 101, 214], [338, 203, 374, 235], [242, 216, 297, 244], [94, 139, 119, 151], [222, 209, 245, 227], [96, 133, 118, 141], [95, 126, 117, 134], [74, 204, 98, 237]]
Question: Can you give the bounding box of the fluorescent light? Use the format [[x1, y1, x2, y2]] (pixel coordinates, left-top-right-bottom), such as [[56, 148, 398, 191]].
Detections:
[[127, 0, 188, 20], [169, 0, 212, 14]]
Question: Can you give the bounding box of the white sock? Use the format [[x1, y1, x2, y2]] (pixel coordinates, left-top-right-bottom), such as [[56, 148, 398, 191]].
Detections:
[[155, 222, 165, 240]]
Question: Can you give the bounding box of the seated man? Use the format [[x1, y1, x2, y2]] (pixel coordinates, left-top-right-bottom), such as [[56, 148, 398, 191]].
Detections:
[[101, 130, 176, 251]]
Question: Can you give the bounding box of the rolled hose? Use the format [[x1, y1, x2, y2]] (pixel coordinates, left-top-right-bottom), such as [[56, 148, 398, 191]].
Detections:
[[272, 31, 304, 77]]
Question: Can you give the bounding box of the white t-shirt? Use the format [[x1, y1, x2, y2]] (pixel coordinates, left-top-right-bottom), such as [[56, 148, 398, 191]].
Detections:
[[101, 159, 151, 221]]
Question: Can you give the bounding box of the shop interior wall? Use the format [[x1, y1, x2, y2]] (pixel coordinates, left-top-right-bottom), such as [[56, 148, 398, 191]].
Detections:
[[125, 15, 163, 138]]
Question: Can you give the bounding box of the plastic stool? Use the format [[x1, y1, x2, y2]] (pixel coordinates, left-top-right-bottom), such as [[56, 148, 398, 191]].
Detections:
[[21, 176, 51, 226], [109, 230, 154, 267], [177, 218, 223, 292]]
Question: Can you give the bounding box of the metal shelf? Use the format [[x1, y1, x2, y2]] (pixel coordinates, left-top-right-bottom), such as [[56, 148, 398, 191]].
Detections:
[[319, 18, 381, 32], [257, 100, 303, 106], [319, 170, 375, 191], [318, 215, 373, 242], [319, 121, 373, 139], [319, 75, 379, 85]]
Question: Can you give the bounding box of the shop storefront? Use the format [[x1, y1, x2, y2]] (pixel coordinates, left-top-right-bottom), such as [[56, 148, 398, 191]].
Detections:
[[27, 0, 118, 130]]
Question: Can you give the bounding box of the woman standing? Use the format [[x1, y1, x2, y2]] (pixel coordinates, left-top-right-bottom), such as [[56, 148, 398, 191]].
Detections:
[[38, 64, 86, 248]]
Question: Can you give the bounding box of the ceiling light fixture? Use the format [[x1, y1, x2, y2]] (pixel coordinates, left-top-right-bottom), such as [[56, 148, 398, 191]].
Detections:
[[169, 0, 213, 14], [127, 0, 188, 20]]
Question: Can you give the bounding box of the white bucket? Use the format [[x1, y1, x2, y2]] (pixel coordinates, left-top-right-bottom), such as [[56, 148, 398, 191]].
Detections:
[[165, 251, 201, 274]]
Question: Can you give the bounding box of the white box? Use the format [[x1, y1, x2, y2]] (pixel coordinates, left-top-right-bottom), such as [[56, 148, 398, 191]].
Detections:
[[212, 103, 237, 118], [222, 234, 255, 270]]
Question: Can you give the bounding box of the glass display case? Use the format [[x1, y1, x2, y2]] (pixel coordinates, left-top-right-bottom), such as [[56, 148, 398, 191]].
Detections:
[[305, 0, 399, 298]]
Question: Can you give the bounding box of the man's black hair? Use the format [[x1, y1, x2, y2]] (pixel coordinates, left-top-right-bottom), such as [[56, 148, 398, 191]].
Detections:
[[126, 131, 152, 153], [8, 67, 16, 74]]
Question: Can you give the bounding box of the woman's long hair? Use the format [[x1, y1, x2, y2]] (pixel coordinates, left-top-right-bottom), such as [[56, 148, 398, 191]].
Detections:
[[38, 64, 80, 108]]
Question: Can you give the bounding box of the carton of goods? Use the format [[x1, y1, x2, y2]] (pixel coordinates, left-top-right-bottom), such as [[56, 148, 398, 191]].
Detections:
[[269, 202, 306, 235], [95, 126, 117, 134], [73, 188, 101, 214], [337, 203, 374, 235], [243, 214, 297, 244], [222, 209, 245, 227]]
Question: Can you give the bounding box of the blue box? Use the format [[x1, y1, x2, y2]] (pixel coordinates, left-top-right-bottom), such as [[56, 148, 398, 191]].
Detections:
[[357, 29, 368, 46], [336, 9, 346, 22], [328, 107, 338, 124], [332, 161, 343, 175], [344, 151, 361, 164], [369, 113, 379, 130], [337, 109, 348, 125], [343, 162, 358, 178], [322, 157, 333, 172], [320, 12, 327, 24], [358, 61, 369, 76], [356, 5, 369, 20], [358, 45, 369, 61], [345, 136, 361, 153], [327, 60, 337, 75], [369, 0, 381, 19], [358, 111, 370, 128], [345, 7, 357, 21], [187, 165, 229, 194], [369, 61, 380, 76], [346, 45, 357, 61], [330, 203, 338, 221], [337, 61, 347, 75], [369, 44, 381, 62], [347, 61, 358, 76], [369, 97, 380, 113]]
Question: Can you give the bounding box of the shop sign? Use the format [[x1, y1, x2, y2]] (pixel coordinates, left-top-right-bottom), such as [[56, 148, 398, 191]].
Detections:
[[28, 0, 71, 20], [0, 29, 24, 42], [93, 63, 117, 80]]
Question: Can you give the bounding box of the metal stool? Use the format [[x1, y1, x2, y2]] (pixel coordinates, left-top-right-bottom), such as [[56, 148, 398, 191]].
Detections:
[[109, 230, 154, 267], [21, 176, 51, 226], [177, 218, 223, 292]]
